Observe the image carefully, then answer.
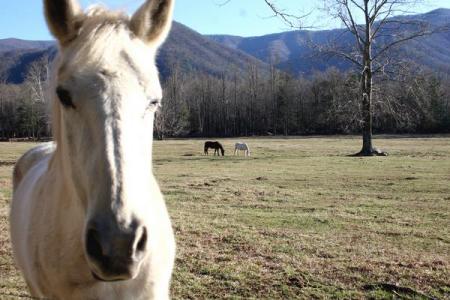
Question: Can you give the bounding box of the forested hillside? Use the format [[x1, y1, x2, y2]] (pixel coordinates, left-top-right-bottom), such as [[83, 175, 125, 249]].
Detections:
[[0, 22, 268, 84]]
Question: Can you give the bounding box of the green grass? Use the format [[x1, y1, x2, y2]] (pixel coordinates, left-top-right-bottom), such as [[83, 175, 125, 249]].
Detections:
[[0, 137, 449, 299]]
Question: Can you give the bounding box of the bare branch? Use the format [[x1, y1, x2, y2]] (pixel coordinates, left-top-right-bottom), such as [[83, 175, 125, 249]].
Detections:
[[372, 25, 438, 62], [343, 0, 366, 50], [262, 0, 313, 29]]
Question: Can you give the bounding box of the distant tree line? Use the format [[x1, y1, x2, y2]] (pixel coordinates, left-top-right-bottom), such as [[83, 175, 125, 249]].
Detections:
[[1, 57, 449, 140], [0, 56, 50, 140], [155, 63, 450, 138]]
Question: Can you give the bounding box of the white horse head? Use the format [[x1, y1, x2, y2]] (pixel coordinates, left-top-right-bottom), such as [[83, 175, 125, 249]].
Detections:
[[11, 0, 175, 297], [47, 0, 173, 282]]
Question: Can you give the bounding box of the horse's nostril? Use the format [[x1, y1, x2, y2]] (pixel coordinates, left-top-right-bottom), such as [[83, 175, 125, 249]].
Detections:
[[136, 227, 147, 253], [86, 223, 147, 270], [86, 228, 104, 262]]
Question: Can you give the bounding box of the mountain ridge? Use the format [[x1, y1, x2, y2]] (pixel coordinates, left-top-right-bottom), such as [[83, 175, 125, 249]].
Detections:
[[208, 8, 450, 75], [0, 22, 269, 84], [1, 8, 450, 83]]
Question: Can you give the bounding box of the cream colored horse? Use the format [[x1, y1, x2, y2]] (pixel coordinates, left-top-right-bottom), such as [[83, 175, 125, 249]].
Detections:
[[234, 142, 251, 157], [10, 0, 175, 299]]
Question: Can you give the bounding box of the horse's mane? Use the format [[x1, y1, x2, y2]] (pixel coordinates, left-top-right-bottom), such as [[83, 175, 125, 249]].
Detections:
[[80, 6, 129, 27], [70, 6, 131, 56]]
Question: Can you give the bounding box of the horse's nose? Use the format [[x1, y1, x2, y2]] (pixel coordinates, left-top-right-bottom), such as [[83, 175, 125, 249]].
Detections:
[[85, 221, 147, 281]]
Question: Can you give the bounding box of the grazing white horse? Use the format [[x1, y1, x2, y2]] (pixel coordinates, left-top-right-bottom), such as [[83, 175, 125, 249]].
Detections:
[[234, 142, 251, 157], [10, 0, 175, 299]]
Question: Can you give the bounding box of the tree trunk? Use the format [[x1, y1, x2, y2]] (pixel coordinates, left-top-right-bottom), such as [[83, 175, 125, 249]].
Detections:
[[354, 64, 387, 156], [360, 64, 374, 155], [354, 8, 386, 157]]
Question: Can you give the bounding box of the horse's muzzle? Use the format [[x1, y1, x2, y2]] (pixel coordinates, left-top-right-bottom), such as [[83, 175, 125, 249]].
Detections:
[[85, 220, 147, 281]]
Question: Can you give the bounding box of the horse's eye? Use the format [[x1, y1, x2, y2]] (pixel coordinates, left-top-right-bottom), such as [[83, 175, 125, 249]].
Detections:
[[149, 98, 161, 108], [56, 87, 75, 109]]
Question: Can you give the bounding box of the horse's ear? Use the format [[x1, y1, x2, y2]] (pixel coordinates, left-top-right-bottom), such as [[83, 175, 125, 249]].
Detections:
[[129, 0, 174, 48], [44, 0, 82, 46]]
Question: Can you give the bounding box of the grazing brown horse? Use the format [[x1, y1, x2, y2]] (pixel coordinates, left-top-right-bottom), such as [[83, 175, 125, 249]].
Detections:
[[204, 141, 225, 156]]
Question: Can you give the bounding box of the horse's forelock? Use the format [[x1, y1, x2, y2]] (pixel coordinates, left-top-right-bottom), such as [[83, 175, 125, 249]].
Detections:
[[84, 5, 127, 18]]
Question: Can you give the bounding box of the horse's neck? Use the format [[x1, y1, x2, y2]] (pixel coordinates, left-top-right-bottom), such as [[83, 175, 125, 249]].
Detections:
[[47, 147, 86, 214], [28, 146, 87, 257]]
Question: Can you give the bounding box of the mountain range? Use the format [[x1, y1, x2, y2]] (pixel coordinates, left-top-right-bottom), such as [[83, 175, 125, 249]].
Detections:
[[208, 8, 450, 75], [1, 8, 450, 84], [0, 22, 268, 84]]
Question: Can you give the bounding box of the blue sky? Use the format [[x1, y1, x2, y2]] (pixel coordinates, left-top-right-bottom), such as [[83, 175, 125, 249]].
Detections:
[[1, 0, 449, 40]]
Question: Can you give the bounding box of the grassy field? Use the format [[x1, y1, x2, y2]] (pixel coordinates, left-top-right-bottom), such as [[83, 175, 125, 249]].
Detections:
[[0, 136, 449, 299]]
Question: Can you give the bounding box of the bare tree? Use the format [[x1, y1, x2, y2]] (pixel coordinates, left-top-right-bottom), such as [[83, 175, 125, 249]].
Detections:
[[23, 55, 51, 138], [0, 77, 10, 139], [263, 0, 445, 155], [156, 66, 189, 139], [26, 55, 50, 105]]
